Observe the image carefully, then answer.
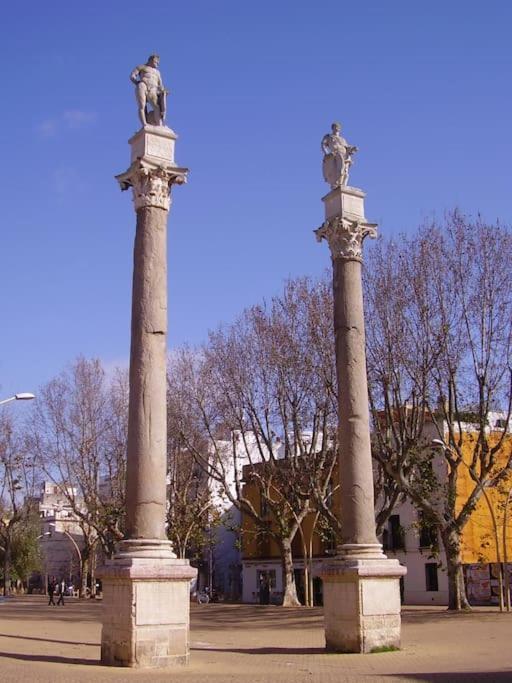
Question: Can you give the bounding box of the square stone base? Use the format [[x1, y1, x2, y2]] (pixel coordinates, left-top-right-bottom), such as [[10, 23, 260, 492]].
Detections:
[[322, 184, 366, 222], [129, 125, 177, 166], [322, 557, 406, 653], [99, 556, 196, 668]]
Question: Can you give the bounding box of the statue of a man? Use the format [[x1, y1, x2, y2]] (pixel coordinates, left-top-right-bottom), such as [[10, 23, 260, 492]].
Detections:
[[321, 122, 358, 188], [130, 54, 167, 127]]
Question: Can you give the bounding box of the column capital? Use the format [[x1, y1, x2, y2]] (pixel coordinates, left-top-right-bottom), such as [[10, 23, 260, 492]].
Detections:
[[314, 216, 377, 261], [116, 160, 188, 211]]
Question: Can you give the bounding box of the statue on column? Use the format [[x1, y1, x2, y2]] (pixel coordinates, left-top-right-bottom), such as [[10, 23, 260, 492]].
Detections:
[[130, 54, 168, 127], [321, 122, 358, 188]]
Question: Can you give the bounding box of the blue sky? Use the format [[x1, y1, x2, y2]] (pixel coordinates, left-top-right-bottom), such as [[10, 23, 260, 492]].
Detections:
[[1, 0, 511, 401]]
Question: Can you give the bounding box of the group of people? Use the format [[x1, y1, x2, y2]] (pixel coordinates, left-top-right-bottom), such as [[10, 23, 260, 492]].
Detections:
[[47, 577, 68, 606]]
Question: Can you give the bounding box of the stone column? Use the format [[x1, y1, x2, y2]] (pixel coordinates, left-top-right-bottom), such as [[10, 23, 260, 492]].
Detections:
[[99, 125, 196, 668], [316, 184, 406, 653]]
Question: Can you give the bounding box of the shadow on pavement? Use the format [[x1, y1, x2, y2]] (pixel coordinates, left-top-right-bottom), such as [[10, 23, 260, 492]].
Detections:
[[0, 632, 98, 647], [0, 650, 97, 666]]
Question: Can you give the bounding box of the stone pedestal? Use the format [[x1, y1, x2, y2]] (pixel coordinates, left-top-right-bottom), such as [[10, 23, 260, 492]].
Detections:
[[316, 181, 406, 653], [99, 125, 194, 668], [100, 555, 196, 668], [322, 555, 405, 653]]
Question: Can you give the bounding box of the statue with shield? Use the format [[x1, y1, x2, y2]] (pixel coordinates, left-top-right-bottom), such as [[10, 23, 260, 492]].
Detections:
[[321, 122, 358, 188]]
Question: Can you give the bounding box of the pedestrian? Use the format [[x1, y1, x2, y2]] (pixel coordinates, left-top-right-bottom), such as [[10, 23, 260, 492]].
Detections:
[[48, 577, 56, 606], [56, 578, 66, 606]]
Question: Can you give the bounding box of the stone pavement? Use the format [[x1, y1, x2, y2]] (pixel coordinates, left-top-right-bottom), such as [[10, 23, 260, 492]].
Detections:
[[0, 596, 510, 682]]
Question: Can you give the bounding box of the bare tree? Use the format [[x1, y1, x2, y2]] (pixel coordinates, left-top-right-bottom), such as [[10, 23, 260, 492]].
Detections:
[[28, 357, 128, 596], [168, 278, 338, 606], [365, 212, 512, 610]]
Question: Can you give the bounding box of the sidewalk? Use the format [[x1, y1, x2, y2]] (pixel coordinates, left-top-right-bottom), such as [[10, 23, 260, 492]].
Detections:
[[0, 597, 510, 682]]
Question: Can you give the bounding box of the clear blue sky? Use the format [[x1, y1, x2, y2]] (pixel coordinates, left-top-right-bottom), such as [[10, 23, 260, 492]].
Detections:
[[1, 0, 511, 401]]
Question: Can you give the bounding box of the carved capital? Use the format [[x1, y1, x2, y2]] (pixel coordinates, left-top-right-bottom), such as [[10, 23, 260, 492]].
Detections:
[[116, 161, 187, 211], [314, 216, 377, 261], [130, 166, 173, 210]]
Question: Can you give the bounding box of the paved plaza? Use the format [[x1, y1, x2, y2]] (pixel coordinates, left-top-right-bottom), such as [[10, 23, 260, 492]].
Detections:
[[0, 597, 510, 682]]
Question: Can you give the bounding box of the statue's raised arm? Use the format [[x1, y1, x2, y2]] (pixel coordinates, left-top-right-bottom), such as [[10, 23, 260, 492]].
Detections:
[[321, 122, 358, 188], [131, 54, 168, 128]]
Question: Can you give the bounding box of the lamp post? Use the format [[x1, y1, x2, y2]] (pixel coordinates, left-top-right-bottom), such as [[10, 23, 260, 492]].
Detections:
[[62, 530, 83, 595], [48, 524, 83, 596], [0, 393, 35, 407], [36, 532, 51, 595], [432, 438, 505, 611]]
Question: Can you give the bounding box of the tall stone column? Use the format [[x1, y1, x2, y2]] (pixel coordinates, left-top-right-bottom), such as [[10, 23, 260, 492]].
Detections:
[[316, 124, 405, 653], [99, 125, 196, 668]]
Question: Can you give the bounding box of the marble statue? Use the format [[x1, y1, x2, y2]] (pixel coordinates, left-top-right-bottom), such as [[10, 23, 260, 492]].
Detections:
[[321, 122, 358, 188], [130, 54, 167, 127]]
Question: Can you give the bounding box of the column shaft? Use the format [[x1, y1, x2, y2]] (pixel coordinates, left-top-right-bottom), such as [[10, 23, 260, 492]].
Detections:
[[125, 205, 168, 540], [333, 257, 378, 547]]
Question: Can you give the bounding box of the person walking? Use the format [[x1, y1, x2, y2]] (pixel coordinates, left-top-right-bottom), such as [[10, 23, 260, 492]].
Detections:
[[47, 577, 56, 606], [56, 578, 66, 606]]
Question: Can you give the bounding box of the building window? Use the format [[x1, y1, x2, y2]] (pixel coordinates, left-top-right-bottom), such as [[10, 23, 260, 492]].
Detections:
[[325, 530, 337, 555], [382, 528, 389, 551], [425, 563, 439, 591], [389, 515, 405, 550], [418, 512, 438, 548], [260, 494, 269, 518], [256, 521, 271, 557]]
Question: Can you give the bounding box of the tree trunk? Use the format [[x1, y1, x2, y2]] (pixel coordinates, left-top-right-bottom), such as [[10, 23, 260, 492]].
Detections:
[[90, 551, 96, 598], [440, 527, 470, 610], [279, 538, 300, 607], [297, 524, 308, 606], [80, 556, 88, 599], [308, 534, 315, 607], [3, 542, 11, 597]]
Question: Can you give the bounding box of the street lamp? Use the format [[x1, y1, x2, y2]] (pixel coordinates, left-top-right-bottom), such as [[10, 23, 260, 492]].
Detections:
[[36, 532, 51, 595], [0, 393, 35, 407], [432, 438, 506, 611], [48, 524, 83, 596]]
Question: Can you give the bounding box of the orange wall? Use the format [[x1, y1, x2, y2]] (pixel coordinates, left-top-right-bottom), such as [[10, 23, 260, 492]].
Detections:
[[456, 433, 512, 564]]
